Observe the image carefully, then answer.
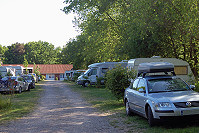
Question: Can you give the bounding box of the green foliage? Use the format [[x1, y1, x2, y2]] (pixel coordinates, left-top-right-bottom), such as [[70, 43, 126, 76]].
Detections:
[[33, 63, 40, 76], [24, 41, 59, 64], [4, 43, 25, 64], [23, 56, 29, 74], [0, 95, 11, 110], [0, 84, 43, 123], [195, 81, 199, 92], [105, 66, 137, 100], [3, 41, 62, 65], [40, 75, 46, 81], [66, 75, 70, 81], [96, 77, 104, 88], [62, 0, 199, 78], [6, 71, 12, 76], [73, 72, 81, 81]]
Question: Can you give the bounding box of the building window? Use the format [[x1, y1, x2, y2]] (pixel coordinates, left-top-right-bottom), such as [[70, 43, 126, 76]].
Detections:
[[60, 74, 64, 78], [49, 74, 55, 78], [66, 73, 70, 77]]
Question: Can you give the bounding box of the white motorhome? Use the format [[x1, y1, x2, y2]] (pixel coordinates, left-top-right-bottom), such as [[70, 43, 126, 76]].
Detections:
[[127, 56, 195, 84], [77, 61, 127, 87]]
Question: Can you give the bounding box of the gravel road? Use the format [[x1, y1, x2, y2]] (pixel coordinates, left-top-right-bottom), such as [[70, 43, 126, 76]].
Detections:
[[0, 81, 121, 133]]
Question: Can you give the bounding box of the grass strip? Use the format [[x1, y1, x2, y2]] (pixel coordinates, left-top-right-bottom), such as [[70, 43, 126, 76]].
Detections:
[[0, 82, 43, 123], [66, 81, 199, 133]]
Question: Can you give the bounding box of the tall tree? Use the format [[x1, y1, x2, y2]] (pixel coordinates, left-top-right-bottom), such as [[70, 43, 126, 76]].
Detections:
[[63, 0, 199, 79], [24, 41, 60, 64], [4, 42, 25, 64]]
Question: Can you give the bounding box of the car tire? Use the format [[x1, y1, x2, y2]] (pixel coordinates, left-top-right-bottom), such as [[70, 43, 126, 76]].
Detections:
[[147, 106, 156, 127], [83, 81, 90, 87], [27, 85, 31, 91], [18, 87, 22, 94], [32, 84, 35, 89], [125, 100, 133, 116]]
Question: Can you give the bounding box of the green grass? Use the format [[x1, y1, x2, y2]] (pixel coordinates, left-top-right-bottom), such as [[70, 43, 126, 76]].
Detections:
[[0, 82, 43, 123], [66, 81, 199, 133]]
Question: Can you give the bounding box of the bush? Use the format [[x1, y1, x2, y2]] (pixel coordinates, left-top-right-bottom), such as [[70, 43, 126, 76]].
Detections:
[[73, 73, 81, 81], [105, 66, 137, 100], [0, 95, 12, 110], [40, 75, 46, 81], [195, 81, 199, 92], [96, 77, 104, 88]]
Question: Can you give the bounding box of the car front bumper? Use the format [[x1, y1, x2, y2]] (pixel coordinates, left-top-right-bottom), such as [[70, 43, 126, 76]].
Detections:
[[153, 107, 199, 119], [77, 80, 84, 85]]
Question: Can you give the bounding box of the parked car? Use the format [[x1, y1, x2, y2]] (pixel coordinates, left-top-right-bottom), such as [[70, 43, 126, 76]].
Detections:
[[0, 76, 29, 93], [11, 76, 30, 92], [22, 75, 35, 89], [28, 73, 38, 83], [124, 62, 198, 126]]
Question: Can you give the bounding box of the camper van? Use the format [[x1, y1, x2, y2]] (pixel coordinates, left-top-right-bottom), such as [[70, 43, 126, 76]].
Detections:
[[77, 61, 127, 87], [127, 56, 195, 84]]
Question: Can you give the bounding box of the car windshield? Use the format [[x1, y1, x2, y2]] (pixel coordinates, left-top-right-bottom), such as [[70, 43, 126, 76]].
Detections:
[[84, 69, 91, 75], [148, 78, 190, 93]]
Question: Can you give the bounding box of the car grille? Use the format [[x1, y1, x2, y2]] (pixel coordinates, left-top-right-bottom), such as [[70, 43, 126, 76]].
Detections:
[[174, 101, 199, 108]]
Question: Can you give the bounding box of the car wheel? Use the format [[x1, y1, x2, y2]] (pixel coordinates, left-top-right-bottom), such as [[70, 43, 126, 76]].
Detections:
[[147, 106, 156, 127], [18, 87, 22, 94], [32, 83, 35, 89], [27, 85, 31, 91], [83, 81, 90, 87], [125, 100, 133, 116]]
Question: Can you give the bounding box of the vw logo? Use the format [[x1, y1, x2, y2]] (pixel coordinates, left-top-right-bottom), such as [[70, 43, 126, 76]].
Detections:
[[186, 102, 192, 107]]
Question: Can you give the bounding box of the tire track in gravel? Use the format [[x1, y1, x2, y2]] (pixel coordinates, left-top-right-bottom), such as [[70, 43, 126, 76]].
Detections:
[[0, 81, 121, 133]]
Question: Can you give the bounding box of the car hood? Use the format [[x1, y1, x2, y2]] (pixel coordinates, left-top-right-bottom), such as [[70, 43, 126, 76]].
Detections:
[[148, 91, 199, 102]]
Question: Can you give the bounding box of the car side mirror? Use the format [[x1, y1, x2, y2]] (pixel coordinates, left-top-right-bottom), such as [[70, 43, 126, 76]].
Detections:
[[138, 88, 146, 93], [190, 85, 195, 90]]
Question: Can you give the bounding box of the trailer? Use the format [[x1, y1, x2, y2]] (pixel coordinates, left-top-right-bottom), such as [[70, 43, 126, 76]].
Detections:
[[127, 56, 195, 84]]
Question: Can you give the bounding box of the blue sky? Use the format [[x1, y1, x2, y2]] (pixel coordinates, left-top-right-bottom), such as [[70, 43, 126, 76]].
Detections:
[[0, 0, 79, 48]]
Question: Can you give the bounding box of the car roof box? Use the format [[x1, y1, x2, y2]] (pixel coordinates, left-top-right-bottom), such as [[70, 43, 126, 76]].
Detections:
[[138, 62, 174, 73]]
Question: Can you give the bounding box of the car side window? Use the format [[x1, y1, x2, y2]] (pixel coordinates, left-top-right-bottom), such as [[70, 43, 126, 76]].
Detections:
[[131, 79, 139, 90], [137, 79, 146, 91]]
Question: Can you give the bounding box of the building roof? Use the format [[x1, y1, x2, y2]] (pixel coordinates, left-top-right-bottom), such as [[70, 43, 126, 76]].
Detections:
[[2, 64, 73, 74]]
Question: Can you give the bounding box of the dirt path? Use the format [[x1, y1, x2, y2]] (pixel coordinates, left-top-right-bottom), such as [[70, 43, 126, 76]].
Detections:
[[0, 81, 121, 133]]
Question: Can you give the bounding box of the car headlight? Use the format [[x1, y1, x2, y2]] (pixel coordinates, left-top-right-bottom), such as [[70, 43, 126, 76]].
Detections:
[[156, 102, 172, 108]]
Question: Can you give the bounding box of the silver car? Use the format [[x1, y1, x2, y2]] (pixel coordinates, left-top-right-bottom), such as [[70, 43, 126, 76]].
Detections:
[[11, 76, 30, 93], [0, 76, 29, 93], [124, 62, 198, 126]]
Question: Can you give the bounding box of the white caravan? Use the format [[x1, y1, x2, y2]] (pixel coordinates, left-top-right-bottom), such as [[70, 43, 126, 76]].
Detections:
[[0, 66, 16, 77], [77, 61, 127, 87], [127, 56, 195, 84]]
